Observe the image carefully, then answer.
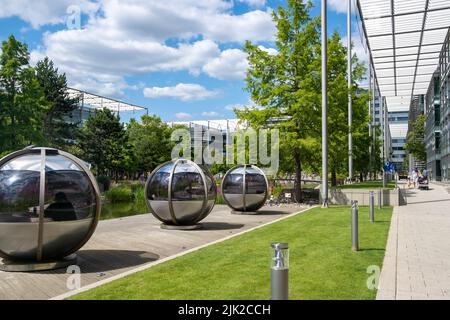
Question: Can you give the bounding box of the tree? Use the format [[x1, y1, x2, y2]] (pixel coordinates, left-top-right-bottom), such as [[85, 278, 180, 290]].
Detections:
[[35, 57, 79, 149], [238, 0, 321, 202], [127, 115, 174, 175], [405, 114, 426, 163], [0, 35, 46, 154], [77, 108, 129, 177], [326, 31, 369, 185]]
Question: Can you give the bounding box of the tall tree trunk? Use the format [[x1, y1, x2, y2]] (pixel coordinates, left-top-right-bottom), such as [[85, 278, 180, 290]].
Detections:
[[294, 151, 302, 203]]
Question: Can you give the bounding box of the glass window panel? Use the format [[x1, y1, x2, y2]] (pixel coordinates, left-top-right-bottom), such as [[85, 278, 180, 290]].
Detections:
[[0, 154, 41, 222], [171, 162, 205, 201], [44, 154, 96, 221]]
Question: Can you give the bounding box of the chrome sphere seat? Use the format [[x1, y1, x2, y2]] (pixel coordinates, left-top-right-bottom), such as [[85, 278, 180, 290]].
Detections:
[[0, 147, 101, 267], [221, 164, 268, 212], [145, 159, 216, 229]]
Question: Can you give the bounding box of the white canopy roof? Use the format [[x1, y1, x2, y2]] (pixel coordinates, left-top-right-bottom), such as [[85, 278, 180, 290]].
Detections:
[[357, 0, 450, 106], [169, 119, 248, 132], [67, 88, 147, 113]]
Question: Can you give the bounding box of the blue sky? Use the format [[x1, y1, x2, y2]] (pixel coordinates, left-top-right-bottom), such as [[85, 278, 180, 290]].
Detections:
[[0, 0, 366, 123]]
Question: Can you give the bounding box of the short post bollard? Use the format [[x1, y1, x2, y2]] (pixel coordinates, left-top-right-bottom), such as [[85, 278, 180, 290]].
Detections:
[[378, 189, 382, 209], [369, 191, 375, 223], [351, 201, 359, 251], [270, 243, 289, 300]]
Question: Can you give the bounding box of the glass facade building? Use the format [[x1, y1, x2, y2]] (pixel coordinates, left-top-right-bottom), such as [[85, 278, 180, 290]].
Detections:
[[425, 29, 450, 181]]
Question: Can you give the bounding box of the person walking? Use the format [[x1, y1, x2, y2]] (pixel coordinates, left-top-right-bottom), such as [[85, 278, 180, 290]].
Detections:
[[412, 169, 418, 189]]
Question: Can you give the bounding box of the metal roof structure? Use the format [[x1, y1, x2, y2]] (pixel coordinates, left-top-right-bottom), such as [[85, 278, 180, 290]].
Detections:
[[67, 87, 148, 113], [168, 119, 248, 133], [356, 0, 450, 108]]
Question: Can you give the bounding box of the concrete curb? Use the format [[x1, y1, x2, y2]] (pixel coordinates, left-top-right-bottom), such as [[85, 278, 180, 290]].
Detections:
[[376, 205, 399, 300], [51, 205, 317, 300]]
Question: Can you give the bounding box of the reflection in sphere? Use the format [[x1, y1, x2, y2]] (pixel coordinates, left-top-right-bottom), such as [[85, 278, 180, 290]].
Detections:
[[0, 148, 100, 262], [222, 165, 268, 212], [145, 159, 216, 226]]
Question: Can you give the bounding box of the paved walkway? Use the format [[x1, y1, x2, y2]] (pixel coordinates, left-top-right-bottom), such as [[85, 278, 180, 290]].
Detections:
[[377, 182, 450, 300], [0, 204, 308, 300]]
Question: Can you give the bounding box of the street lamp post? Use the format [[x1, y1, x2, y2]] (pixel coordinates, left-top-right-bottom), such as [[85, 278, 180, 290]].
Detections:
[[321, 0, 328, 208]]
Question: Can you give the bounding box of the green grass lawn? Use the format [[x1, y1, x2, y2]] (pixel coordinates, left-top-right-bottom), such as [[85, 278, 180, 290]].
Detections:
[[337, 180, 396, 190], [71, 206, 392, 300]]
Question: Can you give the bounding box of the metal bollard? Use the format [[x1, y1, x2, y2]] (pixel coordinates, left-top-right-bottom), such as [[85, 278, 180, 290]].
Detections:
[[352, 201, 359, 251], [369, 191, 375, 223], [270, 243, 289, 300], [378, 189, 382, 209]]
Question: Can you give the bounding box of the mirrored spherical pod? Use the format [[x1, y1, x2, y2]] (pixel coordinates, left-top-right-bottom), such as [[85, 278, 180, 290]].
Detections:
[[0, 148, 101, 264], [145, 159, 216, 228], [222, 165, 268, 212]]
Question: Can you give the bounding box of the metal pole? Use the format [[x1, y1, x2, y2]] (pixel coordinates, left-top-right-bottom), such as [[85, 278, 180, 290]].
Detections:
[[271, 243, 289, 300], [351, 201, 359, 251], [368, 63, 372, 180], [381, 96, 386, 188], [321, 0, 329, 208], [369, 191, 375, 223], [378, 189, 382, 209], [372, 66, 376, 180], [347, 0, 353, 183]]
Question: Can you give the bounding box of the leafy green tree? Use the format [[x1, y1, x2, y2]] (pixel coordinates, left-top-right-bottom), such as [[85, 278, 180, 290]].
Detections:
[[0, 35, 46, 154], [238, 0, 321, 202], [77, 108, 129, 177], [35, 57, 79, 149], [127, 115, 174, 174], [405, 114, 426, 163], [326, 31, 369, 185]]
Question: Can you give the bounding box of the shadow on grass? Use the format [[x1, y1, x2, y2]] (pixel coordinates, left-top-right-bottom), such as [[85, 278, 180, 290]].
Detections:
[[359, 248, 385, 252]]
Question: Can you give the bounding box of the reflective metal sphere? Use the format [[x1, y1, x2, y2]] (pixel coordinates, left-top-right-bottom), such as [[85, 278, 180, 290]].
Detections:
[[145, 159, 216, 226], [222, 165, 268, 212], [0, 148, 101, 262]]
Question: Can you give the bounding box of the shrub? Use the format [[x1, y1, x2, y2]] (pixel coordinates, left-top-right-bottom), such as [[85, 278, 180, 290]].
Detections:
[[131, 183, 145, 205], [105, 186, 134, 203]]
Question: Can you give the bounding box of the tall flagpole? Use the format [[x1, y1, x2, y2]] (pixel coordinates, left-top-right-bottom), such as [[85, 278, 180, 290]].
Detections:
[[347, 0, 353, 183], [321, 0, 328, 208]]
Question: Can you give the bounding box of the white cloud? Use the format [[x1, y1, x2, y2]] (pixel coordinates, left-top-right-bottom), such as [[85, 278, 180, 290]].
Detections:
[[0, 0, 100, 28], [258, 45, 278, 55], [201, 111, 220, 117], [143, 83, 218, 101], [175, 112, 192, 120], [328, 0, 361, 15], [203, 49, 249, 80], [329, 0, 349, 14], [237, 0, 266, 7], [225, 103, 247, 111], [22, 0, 276, 95]]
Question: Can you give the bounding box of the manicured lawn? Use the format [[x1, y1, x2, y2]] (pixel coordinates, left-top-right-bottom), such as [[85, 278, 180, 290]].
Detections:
[[71, 206, 392, 300], [337, 180, 396, 190]]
